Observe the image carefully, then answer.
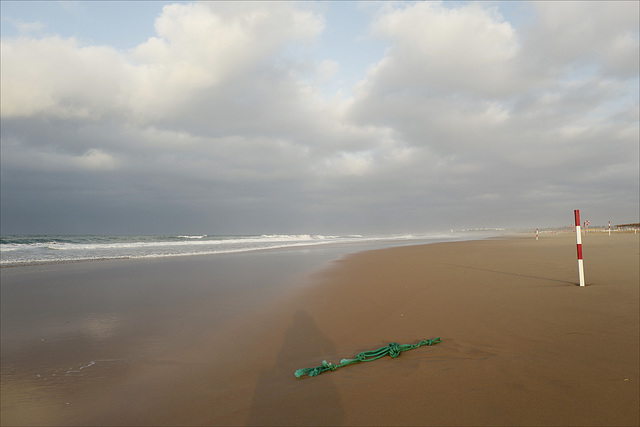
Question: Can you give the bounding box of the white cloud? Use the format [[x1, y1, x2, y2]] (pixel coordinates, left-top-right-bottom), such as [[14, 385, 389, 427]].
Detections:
[[530, 1, 639, 77], [321, 151, 373, 176], [126, 2, 324, 122], [349, 1, 638, 152], [1, 2, 325, 123], [364, 2, 523, 97], [0, 36, 126, 118], [317, 59, 339, 82], [9, 19, 45, 35], [73, 149, 119, 170], [2, 138, 119, 172], [1, 1, 637, 234]]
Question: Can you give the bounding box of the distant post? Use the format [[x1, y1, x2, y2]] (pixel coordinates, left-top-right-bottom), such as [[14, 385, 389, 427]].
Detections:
[[574, 210, 585, 287], [608, 221, 611, 236], [536, 228, 539, 240]]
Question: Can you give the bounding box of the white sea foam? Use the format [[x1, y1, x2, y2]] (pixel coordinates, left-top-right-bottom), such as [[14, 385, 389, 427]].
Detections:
[[0, 231, 501, 267], [41, 235, 340, 251]]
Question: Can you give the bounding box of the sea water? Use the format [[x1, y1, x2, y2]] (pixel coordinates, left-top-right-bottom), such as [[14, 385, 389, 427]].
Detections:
[[0, 233, 434, 266], [0, 231, 504, 267]]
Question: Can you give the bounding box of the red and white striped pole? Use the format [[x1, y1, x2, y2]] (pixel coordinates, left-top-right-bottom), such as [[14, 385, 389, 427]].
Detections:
[[574, 210, 585, 286], [536, 228, 539, 240], [608, 221, 611, 236]]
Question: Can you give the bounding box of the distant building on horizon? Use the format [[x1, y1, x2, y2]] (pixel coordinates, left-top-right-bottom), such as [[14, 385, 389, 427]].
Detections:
[[614, 223, 640, 230]]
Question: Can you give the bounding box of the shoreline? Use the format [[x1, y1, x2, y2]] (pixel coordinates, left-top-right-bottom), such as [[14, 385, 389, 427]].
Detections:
[[0, 229, 522, 268], [0, 233, 488, 268], [2, 233, 638, 426], [13, 227, 635, 269]]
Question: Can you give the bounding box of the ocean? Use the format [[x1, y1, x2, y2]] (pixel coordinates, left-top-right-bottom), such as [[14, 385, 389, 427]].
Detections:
[[0, 232, 501, 267]]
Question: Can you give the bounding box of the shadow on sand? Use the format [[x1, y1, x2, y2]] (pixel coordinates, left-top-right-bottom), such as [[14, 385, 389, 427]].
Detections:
[[247, 310, 345, 426], [445, 263, 578, 285]]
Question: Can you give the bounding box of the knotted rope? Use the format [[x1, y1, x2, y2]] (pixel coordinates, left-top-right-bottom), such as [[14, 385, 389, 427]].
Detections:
[[294, 337, 441, 378]]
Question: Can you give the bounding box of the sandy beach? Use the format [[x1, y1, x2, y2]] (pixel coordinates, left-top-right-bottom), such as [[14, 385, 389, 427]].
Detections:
[[1, 233, 638, 426]]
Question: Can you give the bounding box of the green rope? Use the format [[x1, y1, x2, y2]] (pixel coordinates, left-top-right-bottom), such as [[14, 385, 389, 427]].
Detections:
[[294, 337, 441, 378]]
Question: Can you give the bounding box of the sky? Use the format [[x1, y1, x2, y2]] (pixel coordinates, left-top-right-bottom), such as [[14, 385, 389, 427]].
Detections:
[[1, 1, 638, 235]]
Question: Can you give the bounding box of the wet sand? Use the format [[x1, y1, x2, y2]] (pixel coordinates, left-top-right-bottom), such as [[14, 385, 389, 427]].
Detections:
[[1, 233, 638, 426]]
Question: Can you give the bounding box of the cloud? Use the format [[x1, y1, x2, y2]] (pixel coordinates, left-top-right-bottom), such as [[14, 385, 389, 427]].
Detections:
[[7, 19, 45, 35], [317, 59, 339, 82], [73, 149, 119, 170], [530, 1, 639, 77], [1, 2, 324, 122], [127, 2, 324, 122], [343, 1, 638, 224], [0, 1, 638, 234], [366, 2, 523, 97], [0, 36, 126, 118]]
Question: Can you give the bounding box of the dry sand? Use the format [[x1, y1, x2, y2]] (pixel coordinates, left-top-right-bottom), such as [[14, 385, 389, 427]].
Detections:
[[1, 233, 638, 426]]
